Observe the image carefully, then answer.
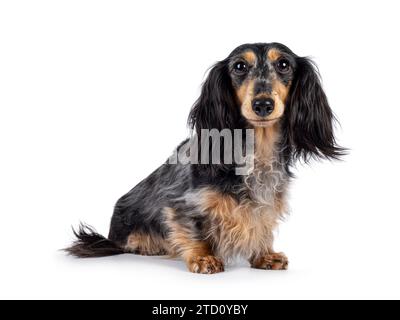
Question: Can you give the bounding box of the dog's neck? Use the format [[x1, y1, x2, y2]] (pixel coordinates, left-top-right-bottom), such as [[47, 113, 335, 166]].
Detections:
[[244, 122, 288, 208], [254, 123, 282, 165]]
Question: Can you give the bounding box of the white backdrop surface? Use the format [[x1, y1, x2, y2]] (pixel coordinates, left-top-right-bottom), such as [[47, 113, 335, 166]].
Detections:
[[0, 0, 399, 299]]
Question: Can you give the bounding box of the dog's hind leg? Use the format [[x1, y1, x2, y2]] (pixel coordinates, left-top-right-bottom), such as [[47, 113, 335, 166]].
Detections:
[[124, 232, 169, 256]]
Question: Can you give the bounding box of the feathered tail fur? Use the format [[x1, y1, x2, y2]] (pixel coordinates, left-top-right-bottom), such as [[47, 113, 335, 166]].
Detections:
[[65, 223, 124, 258]]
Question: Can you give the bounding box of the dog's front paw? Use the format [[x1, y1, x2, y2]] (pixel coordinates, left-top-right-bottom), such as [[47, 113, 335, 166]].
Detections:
[[251, 252, 289, 270], [187, 255, 225, 274]]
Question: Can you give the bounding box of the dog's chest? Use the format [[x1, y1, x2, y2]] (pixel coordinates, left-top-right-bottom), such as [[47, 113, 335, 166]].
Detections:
[[196, 162, 288, 259], [243, 160, 288, 207], [219, 166, 287, 258], [209, 201, 278, 260]]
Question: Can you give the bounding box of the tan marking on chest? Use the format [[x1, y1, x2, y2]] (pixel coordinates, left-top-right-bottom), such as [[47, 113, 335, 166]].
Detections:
[[197, 189, 283, 259]]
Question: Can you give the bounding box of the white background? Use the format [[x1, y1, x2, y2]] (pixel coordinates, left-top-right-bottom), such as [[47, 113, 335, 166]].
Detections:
[[1, 0, 399, 300]]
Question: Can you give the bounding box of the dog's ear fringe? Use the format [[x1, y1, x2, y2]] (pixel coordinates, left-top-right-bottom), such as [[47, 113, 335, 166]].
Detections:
[[283, 56, 347, 164], [187, 60, 242, 135], [187, 60, 245, 175]]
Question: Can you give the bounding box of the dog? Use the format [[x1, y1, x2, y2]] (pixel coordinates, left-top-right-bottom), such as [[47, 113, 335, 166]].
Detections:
[[66, 42, 344, 274]]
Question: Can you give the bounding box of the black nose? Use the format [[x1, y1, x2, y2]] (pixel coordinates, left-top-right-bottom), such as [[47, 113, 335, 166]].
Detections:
[[252, 98, 275, 117]]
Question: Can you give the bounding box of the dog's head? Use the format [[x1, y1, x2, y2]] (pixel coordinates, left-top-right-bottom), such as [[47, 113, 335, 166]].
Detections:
[[230, 43, 293, 128], [189, 42, 344, 161]]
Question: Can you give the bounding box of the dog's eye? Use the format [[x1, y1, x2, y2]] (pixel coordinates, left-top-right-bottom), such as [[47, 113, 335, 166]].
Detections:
[[276, 58, 291, 73], [234, 62, 248, 74]]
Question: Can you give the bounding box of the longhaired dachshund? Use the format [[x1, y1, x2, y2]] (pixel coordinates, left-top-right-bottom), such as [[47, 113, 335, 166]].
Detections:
[[66, 43, 344, 274]]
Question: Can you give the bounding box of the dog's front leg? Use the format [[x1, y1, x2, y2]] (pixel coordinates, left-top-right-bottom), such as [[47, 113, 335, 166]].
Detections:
[[248, 231, 288, 270], [164, 207, 224, 274], [181, 242, 224, 274], [250, 250, 289, 270], [170, 233, 225, 274]]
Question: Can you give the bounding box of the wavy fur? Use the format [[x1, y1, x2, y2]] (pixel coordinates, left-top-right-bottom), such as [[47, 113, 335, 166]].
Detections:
[[66, 43, 344, 274]]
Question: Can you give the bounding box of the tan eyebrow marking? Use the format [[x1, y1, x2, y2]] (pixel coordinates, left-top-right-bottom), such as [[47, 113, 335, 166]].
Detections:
[[267, 48, 281, 61], [242, 51, 256, 65]]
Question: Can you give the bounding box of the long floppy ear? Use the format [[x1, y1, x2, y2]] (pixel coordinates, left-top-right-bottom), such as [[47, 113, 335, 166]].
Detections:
[[284, 57, 345, 161], [188, 60, 241, 134]]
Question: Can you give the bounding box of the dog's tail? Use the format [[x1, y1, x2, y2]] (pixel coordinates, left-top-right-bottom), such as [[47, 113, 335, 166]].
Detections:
[[65, 223, 125, 258]]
